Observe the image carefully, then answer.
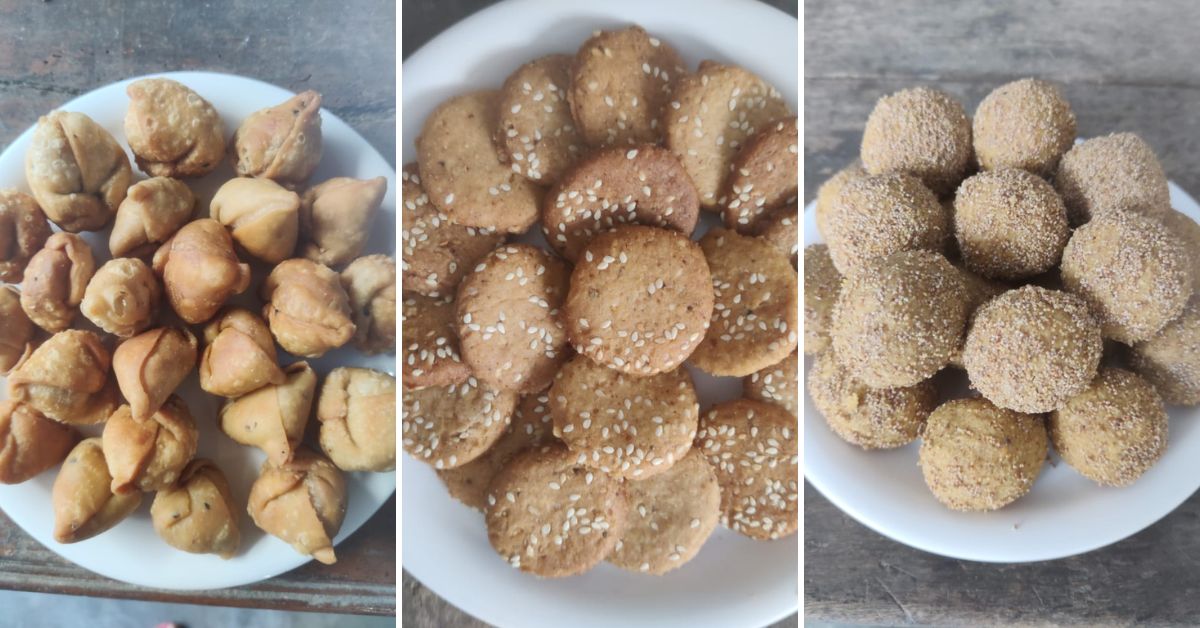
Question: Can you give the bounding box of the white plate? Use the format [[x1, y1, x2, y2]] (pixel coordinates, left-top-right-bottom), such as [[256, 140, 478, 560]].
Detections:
[[803, 182, 1200, 563], [401, 1, 798, 627], [0, 71, 397, 590]]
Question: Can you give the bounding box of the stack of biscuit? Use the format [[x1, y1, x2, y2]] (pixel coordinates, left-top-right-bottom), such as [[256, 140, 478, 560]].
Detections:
[[402, 25, 800, 578]]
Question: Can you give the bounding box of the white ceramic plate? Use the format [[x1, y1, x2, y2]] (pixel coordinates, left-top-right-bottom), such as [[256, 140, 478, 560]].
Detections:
[[401, 1, 798, 627], [0, 71, 397, 590], [803, 182, 1200, 563]]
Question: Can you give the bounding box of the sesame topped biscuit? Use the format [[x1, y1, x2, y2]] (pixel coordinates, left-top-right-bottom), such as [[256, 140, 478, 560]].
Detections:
[[417, 91, 542, 234], [721, 117, 798, 232], [564, 225, 714, 376], [569, 26, 687, 147], [665, 61, 791, 208], [542, 144, 699, 262], [401, 164, 504, 298], [744, 351, 798, 416], [402, 293, 471, 390], [401, 376, 517, 470], [496, 55, 586, 185]]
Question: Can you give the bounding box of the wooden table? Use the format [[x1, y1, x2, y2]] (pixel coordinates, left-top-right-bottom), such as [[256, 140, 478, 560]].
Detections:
[[0, 0, 396, 615], [805, 1, 1200, 625]]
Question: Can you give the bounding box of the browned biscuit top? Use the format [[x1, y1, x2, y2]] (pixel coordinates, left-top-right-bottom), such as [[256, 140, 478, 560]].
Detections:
[[755, 202, 799, 267], [402, 292, 471, 390], [496, 54, 586, 185], [722, 117, 798, 232], [401, 376, 517, 470], [744, 351, 798, 416]]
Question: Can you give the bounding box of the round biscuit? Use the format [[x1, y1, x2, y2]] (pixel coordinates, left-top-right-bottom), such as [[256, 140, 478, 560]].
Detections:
[[401, 376, 517, 470], [722, 117, 798, 232], [496, 54, 586, 185], [743, 351, 798, 416], [401, 292, 471, 390]]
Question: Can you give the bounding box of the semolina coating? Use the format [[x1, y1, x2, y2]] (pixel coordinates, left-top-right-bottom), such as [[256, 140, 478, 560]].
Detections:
[[1060, 210, 1192, 344], [1054, 133, 1170, 225], [919, 397, 1047, 512], [823, 172, 948, 275], [1160, 209, 1200, 294], [963, 286, 1102, 413], [830, 249, 969, 388], [1132, 297, 1200, 406], [953, 168, 1069, 280], [803, 244, 841, 355], [814, 160, 865, 240], [1049, 367, 1167, 487], [946, 263, 1005, 369], [972, 78, 1076, 177], [860, 87, 973, 196], [808, 351, 937, 450]]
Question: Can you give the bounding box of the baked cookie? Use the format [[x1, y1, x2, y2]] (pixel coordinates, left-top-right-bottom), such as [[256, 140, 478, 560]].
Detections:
[[548, 354, 699, 480], [402, 293, 471, 390], [690, 229, 798, 377], [608, 449, 721, 574], [665, 61, 790, 208], [484, 444, 628, 577], [496, 54, 585, 185], [542, 144, 700, 262], [744, 351, 798, 416], [569, 26, 685, 147], [401, 376, 517, 470], [753, 202, 798, 265], [455, 244, 571, 394], [564, 225, 714, 376], [401, 164, 503, 298], [439, 391, 558, 511], [416, 91, 541, 234], [696, 399, 797, 540], [722, 117, 798, 232]]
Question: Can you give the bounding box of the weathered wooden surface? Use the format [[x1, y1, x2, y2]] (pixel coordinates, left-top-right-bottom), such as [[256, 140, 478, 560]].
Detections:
[[401, 1, 798, 626], [0, 0, 396, 615], [806, 1, 1200, 625]]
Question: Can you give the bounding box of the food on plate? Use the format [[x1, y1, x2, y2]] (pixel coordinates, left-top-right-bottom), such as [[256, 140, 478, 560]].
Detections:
[[541, 144, 700, 262], [400, 164, 503, 298], [0, 189, 52, 282], [219, 362, 316, 466], [416, 91, 540, 234], [112, 326, 198, 422], [696, 399, 797, 540], [496, 54, 585, 185], [919, 397, 1047, 511], [198, 307, 286, 398], [608, 449, 720, 575], [0, 286, 34, 374], [341, 254, 396, 355], [808, 350, 936, 449], [744, 351, 799, 416], [1161, 208, 1200, 293], [152, 218, 251, 324], [953, 168, 1069, 280], [151, 459, 241, 559], [1131, 298, 1200, 406], [108, 177, 195, 258], [1050, 367, 1167, 487], [298, 175, 388, 267], [1054, 132, 1170, 224], [564, 225, 713, 376], [52, 438, 142, 543], [570, 25, 686, 148], [6, 329, 118, 425], [721, 117, 799, 231], [803, 243, 840, 355], [247, 448, 347, 564], [822, 172, 947, 275], [860, 87, 972, 196], [102, 396, 199, 494], [260, 258, 356, 358], [753, 201, 799, 265], [814, 160, 865, 239], [830, 250, 968, 388], [0, 400, 78, 485], [402, 377, 516, 470], [548, 355, 699, 480], [972, 78, 1076, 176], [317, 366, 397, 472], [231, 90, 323, 184], [124, 78, 226, 178], [438, 392, 558, 511], [962, 286, 1102, 413], [401, 293, 470, 389], [484, 444, 628, 577], [25, 111, 131, 232], [20, 232, 95, 332], [456, 244, 570, 393], [80, 257, 161, 337], [1060, 210, 1192, 344], [210, 177, 301, 264]]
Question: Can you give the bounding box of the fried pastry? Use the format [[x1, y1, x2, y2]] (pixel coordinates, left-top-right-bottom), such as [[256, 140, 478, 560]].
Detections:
[[219, 361, 316, 466], [317, 367, 396, 472]]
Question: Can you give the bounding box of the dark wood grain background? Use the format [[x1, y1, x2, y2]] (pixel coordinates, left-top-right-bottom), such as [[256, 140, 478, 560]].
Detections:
[[401, 1, 799, 626], [0, 0, 396, 616], [805, 1, 1200, 625]]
